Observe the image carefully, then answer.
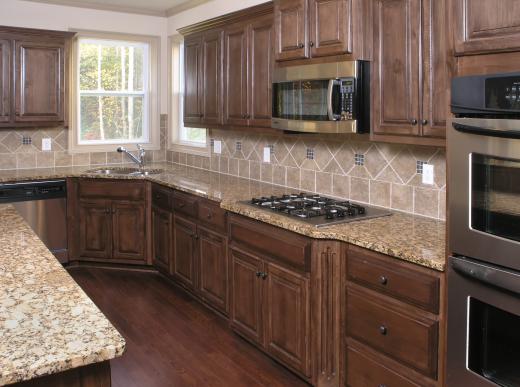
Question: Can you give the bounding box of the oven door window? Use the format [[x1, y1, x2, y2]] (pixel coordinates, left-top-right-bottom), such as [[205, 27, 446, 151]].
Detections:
[[468, 297, 520, 386], [471, 154, 520, 242], [272, 80, 339, 121]]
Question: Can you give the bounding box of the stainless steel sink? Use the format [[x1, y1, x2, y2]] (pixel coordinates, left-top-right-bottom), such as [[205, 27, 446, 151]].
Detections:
[[86, 167, 164, 176]]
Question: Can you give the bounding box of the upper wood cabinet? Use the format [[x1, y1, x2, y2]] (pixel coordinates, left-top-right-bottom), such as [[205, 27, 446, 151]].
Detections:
[[0, 26, 74, 128], [201, 30, 223, 125], [452, 0, 520, 55], [274, 0, 309, 61], [183, 35, 203, 125], [309, 0, 352, 57], [224, 14, 274, 128], [372, 0, 447, 144]]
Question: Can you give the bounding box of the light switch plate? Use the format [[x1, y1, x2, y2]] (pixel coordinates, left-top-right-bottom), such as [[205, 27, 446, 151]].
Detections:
[[422, 164, 434, 185], [42, 138, 52, 151], [263, 147, 271, 163], [213, 140, 222, 154]]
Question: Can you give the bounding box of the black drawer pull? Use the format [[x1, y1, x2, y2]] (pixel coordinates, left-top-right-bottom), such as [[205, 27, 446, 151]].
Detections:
[[379, 276, 388, 285], [379, 325, 388, 335]]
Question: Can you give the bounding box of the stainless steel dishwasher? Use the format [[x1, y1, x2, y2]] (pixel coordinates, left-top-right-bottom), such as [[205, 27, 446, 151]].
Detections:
[[0, 180, 68, 263]]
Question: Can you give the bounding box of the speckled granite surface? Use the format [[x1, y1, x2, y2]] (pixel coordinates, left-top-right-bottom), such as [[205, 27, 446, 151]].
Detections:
[[0, 205, 125, 386], [0, 163, 446, 271]]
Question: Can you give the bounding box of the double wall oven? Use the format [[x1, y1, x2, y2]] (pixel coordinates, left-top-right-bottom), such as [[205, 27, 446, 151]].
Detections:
[[448, 72, 520, 386]]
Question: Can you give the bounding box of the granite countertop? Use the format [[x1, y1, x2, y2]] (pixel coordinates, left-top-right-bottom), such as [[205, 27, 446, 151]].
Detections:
[[0, 163, 446, 271], [0, 205, 125, 386]]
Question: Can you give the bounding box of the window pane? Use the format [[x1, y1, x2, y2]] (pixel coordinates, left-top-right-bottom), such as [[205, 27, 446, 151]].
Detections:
[[79, 43, 99, 90], [80, 95, 144, 142], [182, 127, 206, 144]]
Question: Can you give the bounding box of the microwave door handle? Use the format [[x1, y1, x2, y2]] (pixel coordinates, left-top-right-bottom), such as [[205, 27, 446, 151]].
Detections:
[[327, 79, 336, 121], [451, 256, 520, 295]]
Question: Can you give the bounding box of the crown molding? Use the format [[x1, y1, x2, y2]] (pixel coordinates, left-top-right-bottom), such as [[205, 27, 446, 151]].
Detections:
[[165, 0, 212, 17]]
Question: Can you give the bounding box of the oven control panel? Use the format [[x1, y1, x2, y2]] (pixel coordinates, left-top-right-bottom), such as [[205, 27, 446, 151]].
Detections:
[[486, 75, 520, 111]]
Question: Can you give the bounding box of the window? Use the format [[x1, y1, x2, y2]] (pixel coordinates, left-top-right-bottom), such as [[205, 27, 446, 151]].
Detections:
[[169, 36, 209, 154], [70, 31, 160, 152]]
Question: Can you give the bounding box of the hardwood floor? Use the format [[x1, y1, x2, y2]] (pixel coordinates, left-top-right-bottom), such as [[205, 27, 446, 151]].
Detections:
[[68, 267, 309, 387]]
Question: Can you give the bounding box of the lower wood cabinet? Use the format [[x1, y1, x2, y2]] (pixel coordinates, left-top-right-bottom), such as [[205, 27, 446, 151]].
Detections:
[[230, 246, 311, 378], [78, 199, 112, 260], [112, 201, 146, 261], [152, 205, 172, 272], [172, 214, 198, 290]]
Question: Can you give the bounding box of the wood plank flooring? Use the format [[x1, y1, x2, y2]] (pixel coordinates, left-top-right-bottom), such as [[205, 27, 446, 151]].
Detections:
[[68, 267, 309, 387]]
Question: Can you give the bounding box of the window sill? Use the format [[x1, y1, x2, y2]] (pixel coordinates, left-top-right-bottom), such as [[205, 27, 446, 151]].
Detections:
[[69, 143, 160, 154]]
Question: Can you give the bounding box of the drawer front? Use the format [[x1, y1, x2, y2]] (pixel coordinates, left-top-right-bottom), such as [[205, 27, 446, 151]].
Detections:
[[173, 190, 198, 218], [78, 179, 145, 201], [228, 215, 311, 272], [152, 184, 172, 211], [198, 199, 226, 232], [347, 246, 440, 313], [346, 345, 421, 387], [346, 287, 438, 378]]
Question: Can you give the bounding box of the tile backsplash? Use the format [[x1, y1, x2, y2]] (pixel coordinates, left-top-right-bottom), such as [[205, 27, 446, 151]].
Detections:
[[168, 129, 446, 220], [0, 115, 169, 170]]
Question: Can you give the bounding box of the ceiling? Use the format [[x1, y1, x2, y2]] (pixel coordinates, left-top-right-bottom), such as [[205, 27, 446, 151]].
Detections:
[[21, 0, 211, 17]]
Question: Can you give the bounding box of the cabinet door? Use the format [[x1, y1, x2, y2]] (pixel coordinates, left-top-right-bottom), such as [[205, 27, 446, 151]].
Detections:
[[79, 200, 112, 259], [14, 40, 64, 123], [201, 30, 223, 125], [184, 36, 202, 125], [249, 16, 273, 128], [172, 214, 198, 290], [309, 0, 352, 57], [264, 262, 310, 377], [230, 248, 264, 344], [372, 0, 421, 136], [274, 0, 309, 61], [453, 0, 520, 55], [152, 205, 172, 272], [422, 0, 447, 138], [0, 40, 10, 124], [224, 24, 248, 126], [198, 227, 228, 315], [112, 201, 146, 261]]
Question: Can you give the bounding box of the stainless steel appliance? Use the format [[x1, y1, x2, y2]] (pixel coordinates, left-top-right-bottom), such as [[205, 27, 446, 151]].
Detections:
[[271, 61, 369, 133], [246, 193, 390, 227], [0, 180, 68, 263], [447, 71, 520, 386]]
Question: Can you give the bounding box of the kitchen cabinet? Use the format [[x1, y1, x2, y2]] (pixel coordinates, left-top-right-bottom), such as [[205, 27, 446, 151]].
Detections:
[[452, 0, 520, 55], [172, 214, 198, 290], [224, 24, 248, 126], [112, 201, 146, 261], [274, 0, 309, 61], [78, 199, 112, 260], [183, 35, 203, 125], [0, 26, 74, 128], [152, 205, 172, 272], [371, 0, 447, 144]]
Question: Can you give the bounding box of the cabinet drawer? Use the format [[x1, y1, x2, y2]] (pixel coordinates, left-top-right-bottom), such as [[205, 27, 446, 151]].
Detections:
[[346, 344, 422, 387], [346, 287, 438, 378], [347, 246, 440, 313], [78, 179, 145, 201], [152, 184, 172, 211], [228, 215, 311, 272], [198, 199, 226, 232], [173, 190, 198, 218]]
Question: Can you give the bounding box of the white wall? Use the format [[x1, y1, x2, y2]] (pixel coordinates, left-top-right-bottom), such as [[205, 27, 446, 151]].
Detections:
[[0, 0, 169, 112], [167, 0, 268, 34]]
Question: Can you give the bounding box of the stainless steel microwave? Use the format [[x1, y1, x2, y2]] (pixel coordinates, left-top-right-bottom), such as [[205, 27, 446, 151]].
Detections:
[[271, 61, 370, 134]]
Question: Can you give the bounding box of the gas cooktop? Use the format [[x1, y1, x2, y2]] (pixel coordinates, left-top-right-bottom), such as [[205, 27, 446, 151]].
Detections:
[[245, 193, 392, 228]]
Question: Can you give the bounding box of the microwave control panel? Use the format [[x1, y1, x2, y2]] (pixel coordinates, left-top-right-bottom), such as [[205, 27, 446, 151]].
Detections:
[[339, 78, 355, 120]]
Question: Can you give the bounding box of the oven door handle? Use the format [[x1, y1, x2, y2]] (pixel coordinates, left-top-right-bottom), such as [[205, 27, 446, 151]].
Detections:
[[452, 118, 520, 139], [451, 256, 520, 295], [327, 79, 337, 121]]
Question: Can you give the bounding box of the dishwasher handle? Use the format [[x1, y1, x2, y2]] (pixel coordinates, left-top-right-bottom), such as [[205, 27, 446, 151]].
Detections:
[[0, 180, 67, 203]]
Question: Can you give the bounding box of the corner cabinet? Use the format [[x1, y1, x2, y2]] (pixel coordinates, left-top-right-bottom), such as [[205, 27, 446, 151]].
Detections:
[[0, 26, 74, 128], [371, 0, 448, 144]]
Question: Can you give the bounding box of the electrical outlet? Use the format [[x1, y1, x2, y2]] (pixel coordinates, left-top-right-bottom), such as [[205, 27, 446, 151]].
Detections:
[[422, 164, 434, 185], [263, 147, 271, 163], [213, 140, 222, 154], [42, 138, 52, 151]]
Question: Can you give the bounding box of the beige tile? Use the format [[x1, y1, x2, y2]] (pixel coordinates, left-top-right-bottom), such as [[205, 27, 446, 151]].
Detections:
[[430, 149, 446, 189], [334, 143, 355, 174], [316, 172, 333, 195], [220, 156, 229, 174], [0, 153, 16, 169], [369, 180, 390, 207], [286, 166, 300, 189], [239, 159, 250, 178], [260, 163, 273, 183], [439, 190, 446, 220], [414, 187, 439, 218], [53, 131, 68, 151], [376, 165, 402, 184], [350, 177, 369, 203], [391, 183, 413, 213], [390, 148, 417, 184], [55, 151, 72, 167], [107, 152, 123, 164], [273, 165, 286, 186], [410, 145, 439, 162], [90, 152, 107, 165], [375, 142, 405, 162], [229, 158, 239, 176], [300, 169, 316, 192], [250, 161, 260, 181], [2, 132, 21, 153], [332, 174, 350, 199], [36, 152, 55, 168], [201, 156, 210, 170], [186, 153, 195, 167], [179, 152, 187, 165], [73, 152, 90, 166], [16, 153, 36, 169], [210, 156, 220, 172], [153, 150, 166, 163], [364, 145, 387, 179]]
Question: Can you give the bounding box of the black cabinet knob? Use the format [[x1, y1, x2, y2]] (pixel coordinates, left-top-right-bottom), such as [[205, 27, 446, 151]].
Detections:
[[422, 119, 428, 125], [411, 119, 418, 125], [379, 325, 388, 335], [255, 271, 262, 277], [379, 384, 387, 387], [261, 272, 268, 280], [309, 41, 314, 47], [298, 43, 304, 48], [379, 276, 388, 285]]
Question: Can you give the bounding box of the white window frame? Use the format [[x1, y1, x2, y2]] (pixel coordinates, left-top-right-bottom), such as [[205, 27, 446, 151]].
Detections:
[[168, 35, 209, 156], [69, 30, 161, 153]]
